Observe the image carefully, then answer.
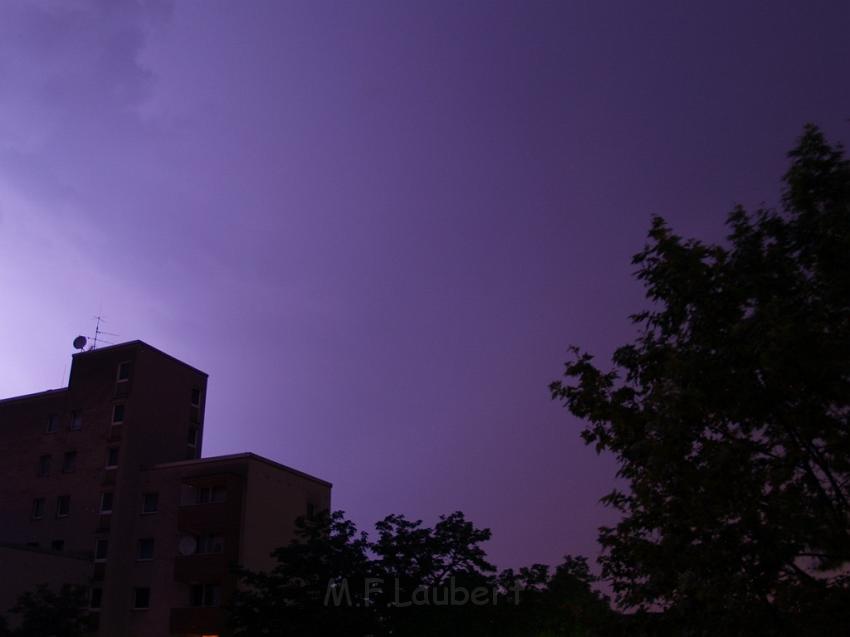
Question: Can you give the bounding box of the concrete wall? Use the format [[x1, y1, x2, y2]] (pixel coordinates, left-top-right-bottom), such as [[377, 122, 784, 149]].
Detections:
[[0, 545, 91, 628], [241, 457, 332, 573]]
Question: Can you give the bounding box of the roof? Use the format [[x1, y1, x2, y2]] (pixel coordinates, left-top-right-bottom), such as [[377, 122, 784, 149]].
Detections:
[[72, 340, 208, 377], [148, 451, 332, 488], [0, 542, 91, 561], [0, 387, 68, 406]]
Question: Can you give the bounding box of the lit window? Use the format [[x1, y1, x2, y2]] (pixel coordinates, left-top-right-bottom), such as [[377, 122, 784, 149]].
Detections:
[[62, 451, 77, 473], [69, 410, 82, 431], [142, 492, 159, 514], [112, 404, 125, 424], [37, 454, 51, 477], [137, 538, 154, 561], [56, 495, 70, 517], [133, 587, 150, 609], [94, 538, 108, 561], [106, 447, 119, 468], [32, 498, 45, 519], [117, 361, 131, 382], [45, 414, 58, 433], [100, 492, 114, 514]]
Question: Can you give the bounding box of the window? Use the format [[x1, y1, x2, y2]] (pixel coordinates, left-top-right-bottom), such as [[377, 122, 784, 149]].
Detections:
[[112, 404, 125, 424], [51, 539, 64, 552], [45, 414, 58, 433], [37, 454, 51, 477], [90, 588, 102, 610], [133, 587, 150, 609], [190, 388, 201, 424], [106, 447, 119, 469], [32, 498, 45, 519], [190, 583, 221, 608], [197, 534, 225, 555], [306, 502, 316, 518], [69, 410, 82, 431], [100, 492, 114, 514], [195, 485, 226, 505], [142, 492, 158, 514], [62, 451, 77, 473], [94, 538, 108, 561], [56, 495, 70, 517], [117, 361, 131, 382], [187, 426, 198, 447], [26, 541, 39, 548], [137, 538, 154, 561]]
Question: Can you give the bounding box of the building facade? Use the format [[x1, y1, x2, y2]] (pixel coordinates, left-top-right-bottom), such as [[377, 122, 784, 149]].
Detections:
[[0, 341, 331, 636]]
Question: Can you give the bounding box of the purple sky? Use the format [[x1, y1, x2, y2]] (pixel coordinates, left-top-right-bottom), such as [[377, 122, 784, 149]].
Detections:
[[1, 0, 848, 571]]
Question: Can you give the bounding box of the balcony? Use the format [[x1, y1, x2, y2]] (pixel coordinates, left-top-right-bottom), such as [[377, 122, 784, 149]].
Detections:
[[169, 606, 224, 635]]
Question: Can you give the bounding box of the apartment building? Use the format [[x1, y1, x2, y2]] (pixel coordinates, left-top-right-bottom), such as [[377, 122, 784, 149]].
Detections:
[[0, 341, 331, 636]]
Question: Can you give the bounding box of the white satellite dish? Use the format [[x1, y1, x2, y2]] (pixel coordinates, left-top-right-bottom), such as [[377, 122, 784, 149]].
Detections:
[[73, 335, 87, 350], [178, 535, 197, 556]]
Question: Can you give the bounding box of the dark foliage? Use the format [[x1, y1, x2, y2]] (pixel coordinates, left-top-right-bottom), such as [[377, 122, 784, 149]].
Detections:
[[229, 510, 617, 636], [551, 125, 850, 635], [3, 585, 90, 637]]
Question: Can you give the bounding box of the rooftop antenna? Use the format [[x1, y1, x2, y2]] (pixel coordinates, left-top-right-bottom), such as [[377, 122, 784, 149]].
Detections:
[[85, 315, 119, 351]]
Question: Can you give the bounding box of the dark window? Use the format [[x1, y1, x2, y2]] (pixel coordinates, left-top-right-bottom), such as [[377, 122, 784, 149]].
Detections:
[[32, 498, 45, 519], [90, 588, 102, 609], [137, 538, 154, 561], [306, 502, 316, 518], [191, 388, 201, 406], [187, 426, 198, 447], [195, 485, 226, 504], [56, 495, 70, 517], [117, 361, 131, 382], [94, 538, 108, 561], [112, 404, 125, 424], [26, 541, 39, 548], [133, 587, 150, 609], [62, 451, 77, 473], [51, 539, 64, 552], [190, 583, 220, 608], [106, 447, 119, 468], [38, 454, 51, 477], [142, 492, 158, 514], [100, 492, 114, 514], [45, 414, 58, 433], [69, 410, 82, 431], [197, 534, 225, 555]]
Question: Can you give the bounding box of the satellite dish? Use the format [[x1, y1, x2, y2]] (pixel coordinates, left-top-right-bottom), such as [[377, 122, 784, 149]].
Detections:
[[73, 336, 87, 350], [178, 535, 197, 556]]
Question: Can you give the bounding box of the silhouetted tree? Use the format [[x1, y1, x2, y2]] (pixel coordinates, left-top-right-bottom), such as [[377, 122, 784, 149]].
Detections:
[[495, 556, 618, 636], [551, 124, 850, 635], [4, 585, 89, 637], [370, 511, 497, 636], [229, 511, 617, 636], [229, 510, 379, 636]]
